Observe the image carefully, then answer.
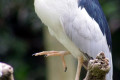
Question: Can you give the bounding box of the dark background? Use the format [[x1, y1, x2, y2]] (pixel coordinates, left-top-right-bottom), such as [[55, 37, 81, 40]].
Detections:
[[0, 0, 120, 80]]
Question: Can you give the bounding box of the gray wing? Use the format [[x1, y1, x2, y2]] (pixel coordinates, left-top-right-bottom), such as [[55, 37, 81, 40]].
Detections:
[[61, 7, 110, 59]]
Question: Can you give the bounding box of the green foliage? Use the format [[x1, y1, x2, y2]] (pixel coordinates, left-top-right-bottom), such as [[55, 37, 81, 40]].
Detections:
[[0, 0, 46, 80]]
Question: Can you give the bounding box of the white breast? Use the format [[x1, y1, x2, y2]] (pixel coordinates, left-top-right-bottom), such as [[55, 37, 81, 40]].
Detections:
[[34, 0, 86, 58]]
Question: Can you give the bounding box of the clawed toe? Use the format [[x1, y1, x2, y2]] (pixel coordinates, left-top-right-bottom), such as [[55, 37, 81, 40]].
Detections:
[[32, 51, 70, 72]]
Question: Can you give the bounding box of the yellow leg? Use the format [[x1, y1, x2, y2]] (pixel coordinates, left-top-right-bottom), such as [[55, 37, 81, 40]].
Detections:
[[61, 55, 67, 72], [75, 57, 83, 80], [32, 51, 70, 72]]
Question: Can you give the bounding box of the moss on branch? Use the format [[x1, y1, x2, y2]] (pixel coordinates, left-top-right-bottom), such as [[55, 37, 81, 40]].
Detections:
[[84, 52, 110, 80], [0, 63, 14, 80]]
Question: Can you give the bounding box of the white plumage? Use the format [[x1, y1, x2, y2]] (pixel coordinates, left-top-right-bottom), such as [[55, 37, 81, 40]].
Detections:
[[34, 0, 113, 80]]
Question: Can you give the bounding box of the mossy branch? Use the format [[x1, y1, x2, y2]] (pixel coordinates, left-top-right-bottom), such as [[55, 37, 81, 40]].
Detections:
[[0, 63, 14, 80], [84, 52, 110, 80]]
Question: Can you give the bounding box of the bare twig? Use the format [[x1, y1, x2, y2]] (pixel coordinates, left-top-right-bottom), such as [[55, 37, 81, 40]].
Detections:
[[0, 63, 14, 80], [84, 52, 110, 80]]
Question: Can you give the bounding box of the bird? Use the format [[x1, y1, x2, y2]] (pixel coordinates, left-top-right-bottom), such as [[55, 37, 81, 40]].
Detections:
[[33, 0, 113, 80]]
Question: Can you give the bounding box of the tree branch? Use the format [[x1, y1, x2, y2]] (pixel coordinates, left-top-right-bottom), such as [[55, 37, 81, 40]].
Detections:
[[0, 63, 14, 80], [84, 52, 110, 80]]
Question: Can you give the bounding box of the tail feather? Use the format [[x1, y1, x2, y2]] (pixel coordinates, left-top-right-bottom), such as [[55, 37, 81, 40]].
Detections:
[[106, 55, 113, 80]]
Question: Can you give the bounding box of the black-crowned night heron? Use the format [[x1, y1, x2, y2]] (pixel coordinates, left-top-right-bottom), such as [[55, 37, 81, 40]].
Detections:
[[33, 0, 113, 80]]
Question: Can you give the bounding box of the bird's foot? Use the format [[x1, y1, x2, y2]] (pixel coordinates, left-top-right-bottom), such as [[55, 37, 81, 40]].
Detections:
[[32, 51, 70, 72]]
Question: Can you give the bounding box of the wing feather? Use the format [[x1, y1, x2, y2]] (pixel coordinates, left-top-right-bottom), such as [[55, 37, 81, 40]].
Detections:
[[78, 0, 112, 50]]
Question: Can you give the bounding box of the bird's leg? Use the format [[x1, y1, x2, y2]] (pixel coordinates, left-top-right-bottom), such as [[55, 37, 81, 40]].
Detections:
[[32, 51, 70, 72], [75, 57, 83, 80]]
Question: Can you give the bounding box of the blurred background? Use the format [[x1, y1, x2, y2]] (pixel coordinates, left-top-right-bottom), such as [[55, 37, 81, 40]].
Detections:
[[0, 0, 120, 80]]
